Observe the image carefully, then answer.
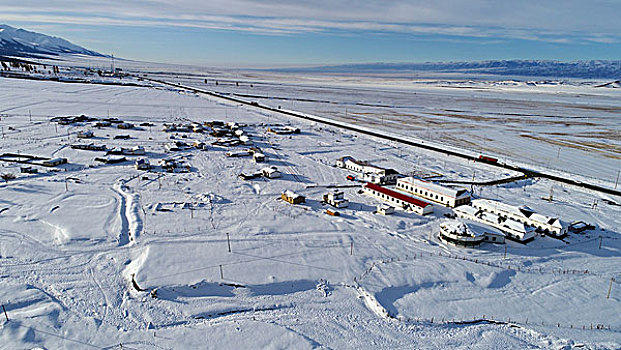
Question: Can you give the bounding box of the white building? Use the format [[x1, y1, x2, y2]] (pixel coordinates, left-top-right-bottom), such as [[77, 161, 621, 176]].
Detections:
[[471, 199, 567, 237], [336, 156, 399, 185], [363, 183, 433, 215], [395, 177, 470, 207], [453, 205, 535, 242], [439, 220, 485, 247], [376, 204, 395, 215], [323, 190, 349, 208]]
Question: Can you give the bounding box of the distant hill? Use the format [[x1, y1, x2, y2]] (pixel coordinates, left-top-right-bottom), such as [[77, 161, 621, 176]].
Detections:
[[272, 60, 621, 80], [0, 24, 104, 58]]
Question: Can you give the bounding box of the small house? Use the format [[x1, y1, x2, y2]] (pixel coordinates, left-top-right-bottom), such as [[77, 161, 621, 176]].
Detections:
[[376, 204, 395, 215], [323, 190, 349, 208], [226, 150, 252, 157], [117, 122, 134, 129], [135, 158, 150, 170], [262, 167, 281, 178], [253, 152, 266, 163], [20, 166, 38, 174], [94, 121, 111, 127], [282, 190, 305, 205], [124, 146, 145, 155], [193, 141, 208, 150], [41, 157, 67, 167], [77, 130, 94, 138]]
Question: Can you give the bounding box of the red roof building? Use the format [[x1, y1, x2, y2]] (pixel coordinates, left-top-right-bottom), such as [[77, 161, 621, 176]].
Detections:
[[363, 183, 433, 215]]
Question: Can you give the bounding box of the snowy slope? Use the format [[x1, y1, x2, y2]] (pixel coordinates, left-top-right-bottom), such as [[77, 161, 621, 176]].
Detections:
[[0, 24, 103, 57]]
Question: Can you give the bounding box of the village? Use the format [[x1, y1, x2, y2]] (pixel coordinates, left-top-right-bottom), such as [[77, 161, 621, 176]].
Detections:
[[0, 109, 599, 250]]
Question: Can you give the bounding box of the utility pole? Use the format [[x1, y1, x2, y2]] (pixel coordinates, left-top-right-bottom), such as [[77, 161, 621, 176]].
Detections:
[[615, 170, 620, 190], [607, 278, 614, 299], [226, 232, 231, 253], [350, 241, 354, 256], [219, 264, 224, 279], [2, 304, 8, 321]]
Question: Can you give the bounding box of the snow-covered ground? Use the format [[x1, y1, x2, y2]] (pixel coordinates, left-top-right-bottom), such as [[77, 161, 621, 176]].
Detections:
[[0, 73, 620, 349], [149, 69, 621, 188]]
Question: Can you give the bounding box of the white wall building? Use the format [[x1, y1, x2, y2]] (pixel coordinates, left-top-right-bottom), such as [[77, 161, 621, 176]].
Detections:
[[336, 156, 399, 185], [396, 177, 470, 207], [471, 199, 567, 237], [453, 205, 535, 242], [363, 183, 433, 215]]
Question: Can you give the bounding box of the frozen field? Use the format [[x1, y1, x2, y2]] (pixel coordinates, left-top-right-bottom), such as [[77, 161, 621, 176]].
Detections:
[[139, 69, 621, 188], [0, 76, 620, 349]]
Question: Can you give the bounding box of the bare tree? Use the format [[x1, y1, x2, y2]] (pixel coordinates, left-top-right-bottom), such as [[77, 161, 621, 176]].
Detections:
[[1, 173, 16, 184]]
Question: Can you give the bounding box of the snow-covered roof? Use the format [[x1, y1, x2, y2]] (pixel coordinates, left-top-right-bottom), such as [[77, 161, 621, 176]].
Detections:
[[473, 199, 562, 228], [398, 177, 468, 198]]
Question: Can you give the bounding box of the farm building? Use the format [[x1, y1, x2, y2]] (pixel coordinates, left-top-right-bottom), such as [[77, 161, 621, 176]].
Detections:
[[281, 190, 305, 205], [192, 141, 208, 150], [395, 177, 470, 207], [226, 150, 252, 157], [376, 204, 395, 215], [471, 199, 567, 238], [94, 121, 111, 127], [117, 122, 134, 129], [268, 126, 300, 135], [41, 157, 67, 167], [323, 190, 349, 208], [253, 152, 266, 163], [261, 167, 281, 178], [77, 130, 94, 138], [362, 183, 433, 215], [439, 220, 485, 247], [453, 205, 535, 242], [165, 141, 191, 152], [336, 156, 399, 185], [95, 156, 126, 164], [135, 158, 150, 170], [124, 146, 145, 155], [71, 144, 107, 151]]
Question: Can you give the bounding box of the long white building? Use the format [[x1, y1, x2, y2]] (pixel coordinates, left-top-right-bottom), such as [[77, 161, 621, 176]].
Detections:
[[363, 183, 433, 215], [395, 177, 470, 207], [471, 199, 567, 237], [336, 156, 399, 185], [454, 205, 535, 242]]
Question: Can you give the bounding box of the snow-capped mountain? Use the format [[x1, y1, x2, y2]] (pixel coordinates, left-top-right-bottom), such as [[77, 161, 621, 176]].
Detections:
[[0, 24, 104, 57], [274, 60, 621, 79]]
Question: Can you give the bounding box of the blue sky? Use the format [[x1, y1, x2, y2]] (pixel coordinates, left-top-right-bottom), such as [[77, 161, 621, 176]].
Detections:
[[2, 1, 620, 67]]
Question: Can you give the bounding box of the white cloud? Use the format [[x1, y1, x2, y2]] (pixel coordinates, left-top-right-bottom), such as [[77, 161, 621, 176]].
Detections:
[[1, 1, 620, 43]]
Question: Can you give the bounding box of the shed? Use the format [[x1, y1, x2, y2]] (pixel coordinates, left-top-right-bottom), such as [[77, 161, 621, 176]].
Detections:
[[253, 152, 266, 163], [376, 204, 395, 215], [281, 190, 305, 205], [262, 167, 281, 178]]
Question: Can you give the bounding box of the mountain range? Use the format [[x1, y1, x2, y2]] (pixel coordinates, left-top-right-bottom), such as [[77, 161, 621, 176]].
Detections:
[[0, 24, 103, 58], [271, 60, 621, 80], [1, 24, 619, 79]]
